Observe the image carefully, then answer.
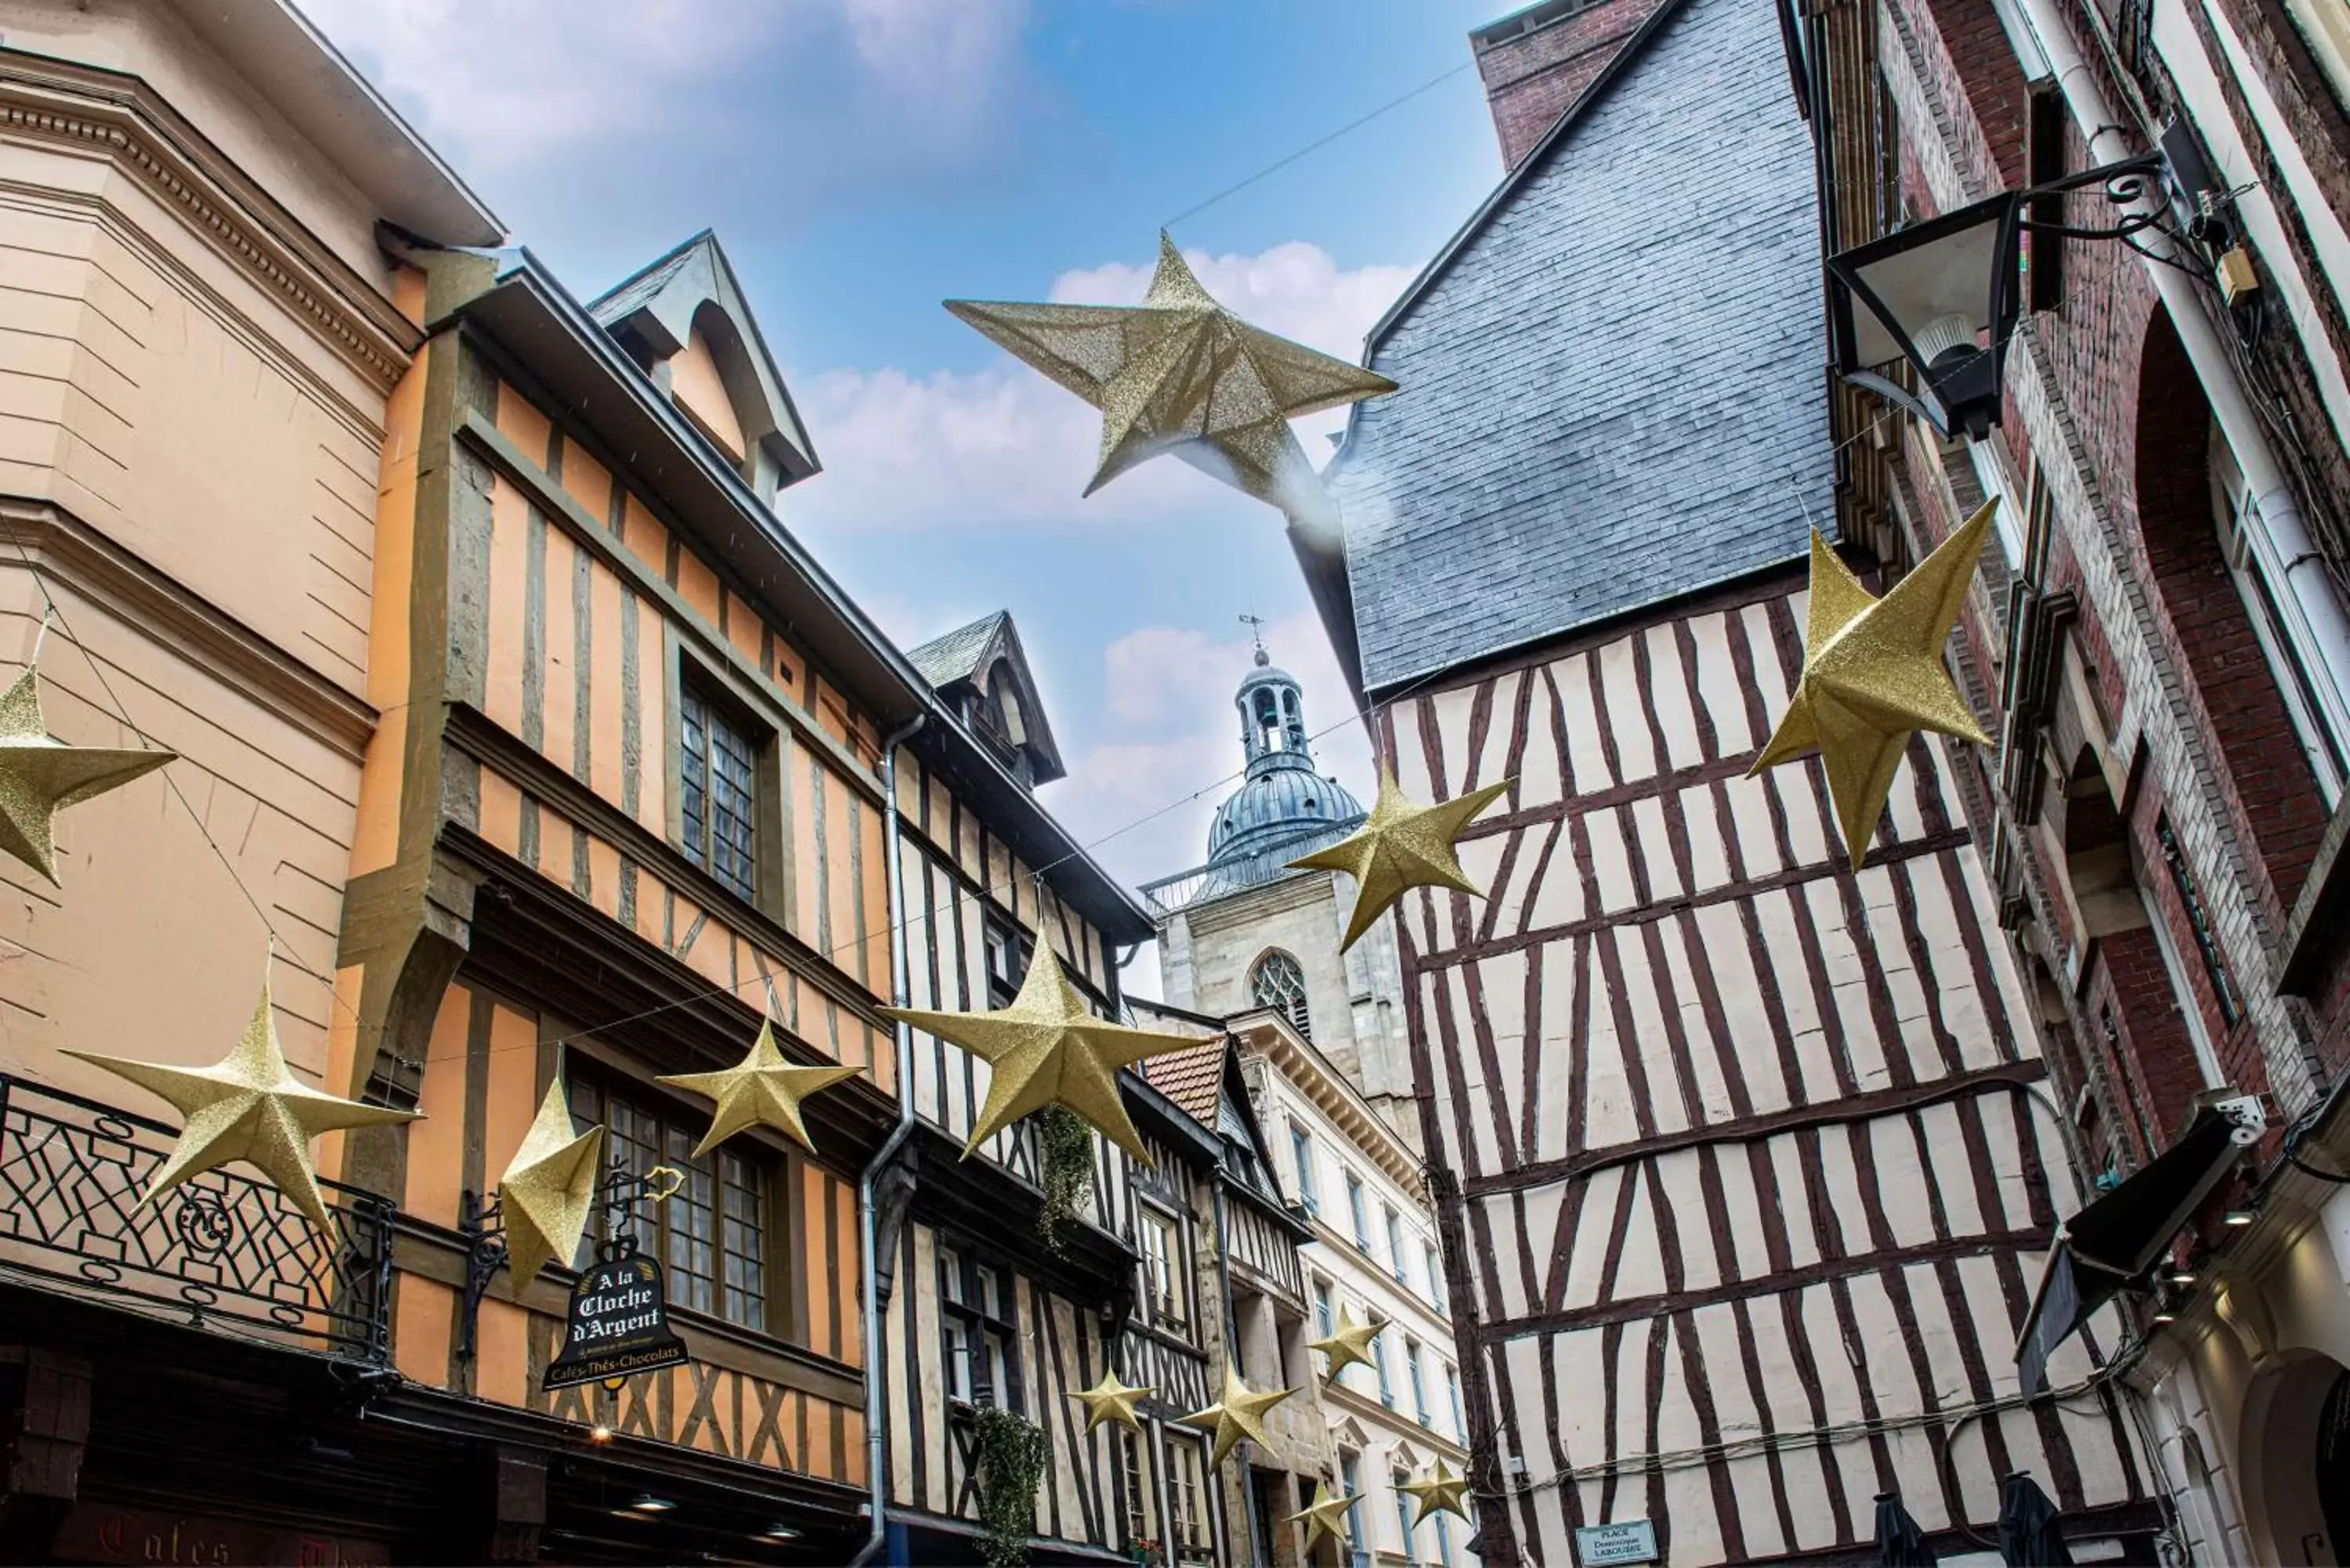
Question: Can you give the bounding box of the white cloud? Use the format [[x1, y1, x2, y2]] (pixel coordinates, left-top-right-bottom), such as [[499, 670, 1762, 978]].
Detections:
[[788, 240, 1413, 534]]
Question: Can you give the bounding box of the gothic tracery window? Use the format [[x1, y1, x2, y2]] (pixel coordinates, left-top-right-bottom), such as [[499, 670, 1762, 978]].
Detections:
[[1250, 950, 1311, 1039]]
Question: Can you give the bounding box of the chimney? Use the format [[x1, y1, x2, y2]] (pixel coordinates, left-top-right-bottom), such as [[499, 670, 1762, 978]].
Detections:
[[1471, 0, 1672, 168]]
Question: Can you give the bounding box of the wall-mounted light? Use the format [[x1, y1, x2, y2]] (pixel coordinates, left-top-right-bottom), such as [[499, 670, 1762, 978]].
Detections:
[[620, 1494, 676, 1516], [2222, 1208, 2255, 1227]]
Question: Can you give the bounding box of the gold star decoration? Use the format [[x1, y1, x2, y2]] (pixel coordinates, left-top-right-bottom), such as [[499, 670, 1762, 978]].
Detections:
[[945, 233, 1395, 520], [1070, 1371, 1155, 1434], [1400, 1458, 1473, 1525], [496, 1078, 607, 1292], [1178, 1363, 1296, 1469], [1289, 1481, 1361, 1551], [881, 952, 1200, 1164], [65, 975, 417, 1230], [656, 1019, 860, 1158], [0, 664, 174, 884], [1308, 1305, 1384, 1379], [1748, 497, 1996, 868], [1289, 771, 1512, 950]]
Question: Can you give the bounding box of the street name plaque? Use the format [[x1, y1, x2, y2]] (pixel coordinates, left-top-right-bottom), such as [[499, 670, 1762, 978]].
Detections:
[[1574, 1520, 1660, 1566], [543, 1254, 689, 1390]]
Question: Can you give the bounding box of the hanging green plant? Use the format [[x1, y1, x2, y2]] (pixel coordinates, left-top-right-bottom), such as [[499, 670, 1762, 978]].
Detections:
[[1034, 1105, 1094, 1252], [971, 1404, 1049, 1568]]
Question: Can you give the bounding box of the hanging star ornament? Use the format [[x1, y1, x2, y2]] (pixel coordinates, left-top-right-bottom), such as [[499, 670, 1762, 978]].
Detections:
[[880, 952, 1199, 1164], [496, 1078, 607, 1292], [1308, 1305, 1384, 1378], [0, 664, 173, 884], [656, 1019, 859, 1158], [65, 975, 417, 1230], [1178, 1363, 1296, 1469], [1290, 1481, 1362, 1551], [945, 233, 1395, 521], [1070, 1371, 1155, 1434], [1401, 1458, 1473, 1525], [1289, 771, 1512, 950], [1748, 497, 1997, 869]]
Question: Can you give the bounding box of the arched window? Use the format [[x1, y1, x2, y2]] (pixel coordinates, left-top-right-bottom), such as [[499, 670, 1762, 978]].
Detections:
[[1250, 950, 1311, 1039]]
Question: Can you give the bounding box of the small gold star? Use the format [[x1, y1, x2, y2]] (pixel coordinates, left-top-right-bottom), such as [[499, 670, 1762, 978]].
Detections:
[[946, 233, 1396, 518], [1401, 1457, 1473, 1524], [0, 665, 173, 884], [66, 975, 416, 1230], [1749, 497, 1996, 867], [881, 952, 1200, 1163], [657, 1019, 860, 1158], [1289, 771, 1512, 949], [497, 1078, 606, 1292], [1070, 1371, 1155, 1434], [1289, 1480, 1361, 1551], [1177, 1363, 1296, 1469], [1309, 1305, 1384, 1378]]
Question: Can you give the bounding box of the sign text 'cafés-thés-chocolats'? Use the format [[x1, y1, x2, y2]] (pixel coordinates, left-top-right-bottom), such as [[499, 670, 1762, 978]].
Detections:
[[543, 1255, 690, 1390]]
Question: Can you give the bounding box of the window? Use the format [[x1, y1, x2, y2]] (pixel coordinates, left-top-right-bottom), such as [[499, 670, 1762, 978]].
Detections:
[[1340, 1451, 1365, 1553], [1408, 1339, 1430, 1426], [1394, 1473, 1417, 1562], [1120, 1428, 1156, 1551], [1313, 1277, 1335, 1339], [568, 1075, 770, 1331], [939, 1245, 1020, 1411], [1426, 1241, 1448, 1315], [1385, 1206, 1408, 1285], [1347, 1172, 1369, 1251], [1141, 1205, 1188, 1328], [1437, 1515, 1453, 1566], [680, 680, 759, 902], [1372, 1321, 1394, 1407], [1446, 1364, 1463, 1439], [1289, 1122, 1318, 1214], [1249, 950, 1311, 1039], [982, 919, 1027, 1008], [1166, 1435, 1213, 1563]]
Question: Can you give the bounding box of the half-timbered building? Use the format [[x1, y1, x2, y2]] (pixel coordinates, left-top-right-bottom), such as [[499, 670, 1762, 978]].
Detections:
[[1294, 0, 2162, 1560]]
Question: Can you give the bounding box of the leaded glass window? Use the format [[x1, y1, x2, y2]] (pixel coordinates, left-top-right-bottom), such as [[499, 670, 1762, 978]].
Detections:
[[1249, 949, 1311, 1039], [681, 681, 758, 902]]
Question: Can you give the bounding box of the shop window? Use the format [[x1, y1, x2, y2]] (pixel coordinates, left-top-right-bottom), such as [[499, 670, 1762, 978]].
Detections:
[[940, 1245, 1020, 1411], [680, 675, 761, 903], [568, 1075, 772, 1332], [1249, 950, 1312, 1039]]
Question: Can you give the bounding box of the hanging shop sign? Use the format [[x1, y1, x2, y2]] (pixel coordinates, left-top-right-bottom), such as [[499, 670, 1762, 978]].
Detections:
[[542, 1253, 689, 1390], [1574, 1520, 1660, 1566]]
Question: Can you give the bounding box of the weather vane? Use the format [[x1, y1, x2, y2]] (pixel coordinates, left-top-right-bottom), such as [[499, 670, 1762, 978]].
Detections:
[[1239, 612, 1268, 666]]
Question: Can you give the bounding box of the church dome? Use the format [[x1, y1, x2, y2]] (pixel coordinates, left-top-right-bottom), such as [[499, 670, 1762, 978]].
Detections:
[[1203, 649, 1364, 869]]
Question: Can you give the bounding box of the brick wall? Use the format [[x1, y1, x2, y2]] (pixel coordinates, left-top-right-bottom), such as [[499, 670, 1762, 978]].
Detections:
[[1472, 0, 1671, 168]]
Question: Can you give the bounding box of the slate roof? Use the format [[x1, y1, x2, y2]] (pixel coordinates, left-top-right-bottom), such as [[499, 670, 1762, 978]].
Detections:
[[908, 611, 1010, 690], [1325, 0, 1833, 694], [1141, 1039, 1227, 1127]]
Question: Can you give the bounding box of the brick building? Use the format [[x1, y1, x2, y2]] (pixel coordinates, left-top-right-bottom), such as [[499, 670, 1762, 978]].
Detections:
[[1791, 0, 2350, 1555]]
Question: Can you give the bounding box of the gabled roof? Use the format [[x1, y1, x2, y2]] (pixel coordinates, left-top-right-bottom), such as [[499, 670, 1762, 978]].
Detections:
[[905, 609, 1066, 785], [908, 611, 1010, 689], [1142, 1039, 1226, 1125], [591, 229, 819, 486]]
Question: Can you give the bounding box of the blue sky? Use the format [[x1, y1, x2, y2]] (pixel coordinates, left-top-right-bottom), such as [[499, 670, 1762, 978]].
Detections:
[[308, 0, 1514, 904]]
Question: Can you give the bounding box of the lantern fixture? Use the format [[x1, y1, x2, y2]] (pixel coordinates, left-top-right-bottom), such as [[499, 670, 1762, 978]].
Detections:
[[1828, 152, 2167, 439]]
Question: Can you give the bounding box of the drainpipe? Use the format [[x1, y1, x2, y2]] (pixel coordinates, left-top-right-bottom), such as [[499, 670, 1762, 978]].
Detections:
[[851, 712, 925, 1568], [2012, 0, 2350, 758]]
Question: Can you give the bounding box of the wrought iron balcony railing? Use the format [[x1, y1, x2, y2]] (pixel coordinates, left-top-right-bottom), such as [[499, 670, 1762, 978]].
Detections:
[[0, 1073, 395, 1364]]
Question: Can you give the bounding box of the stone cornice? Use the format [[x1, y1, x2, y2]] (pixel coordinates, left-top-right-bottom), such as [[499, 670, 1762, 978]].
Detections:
[[1238, 1013, 1426, 1194], [0, 499, 377, 759], [0, 55, 421, 392]]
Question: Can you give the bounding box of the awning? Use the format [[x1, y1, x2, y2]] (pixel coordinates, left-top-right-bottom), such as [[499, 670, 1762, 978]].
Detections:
[[2014, 1100, 2263, 1394]]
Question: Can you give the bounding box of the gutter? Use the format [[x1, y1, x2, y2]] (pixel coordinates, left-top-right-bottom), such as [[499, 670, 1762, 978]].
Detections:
[[851, 713, 925, 1568]]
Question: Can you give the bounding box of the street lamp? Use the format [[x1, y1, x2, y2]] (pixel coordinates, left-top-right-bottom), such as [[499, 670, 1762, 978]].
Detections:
[[1827, 153, 2166, 439]]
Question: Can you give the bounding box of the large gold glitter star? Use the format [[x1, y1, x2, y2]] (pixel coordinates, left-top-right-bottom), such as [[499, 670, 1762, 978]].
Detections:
[[656, 1019, 859, 1158], [1749, 498, 1996, 868], [65, 977, 417, 1230], [1069, 1371, 1155, 1434], [1289, 771, 1511, 950], [1289, 1481, 1361, 1551], [945, 233, 1395, 518], [1177, 1363, 1296, 1469], [1309, 1305, 1385, 1378], [1400, 1457, 1473, 1525], [0, 665, 174, 884], [881, 952, 1198, 1164], [497, 1078, 607, 1292]]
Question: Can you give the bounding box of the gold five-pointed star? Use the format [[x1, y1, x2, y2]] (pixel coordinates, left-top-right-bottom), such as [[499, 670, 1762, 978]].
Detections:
[[66, 977, 417, 1230], [657, 1019, 860, 1158], [1289, 1481, 1361, 1551], [1400, 1457, 1473, 1525], [1308, 1305, 1384, 1378], [1069, 1371, 1155, 1434], [1748, 497, 1997, 868], [946, 233, 1395, 520], [0, 664, 174, 884], [497, 1078, 607, 1292], [881, 952, 1200, 1164], [1178, 1364, 1296, 1469], [1289, 771, 1512, 950]]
